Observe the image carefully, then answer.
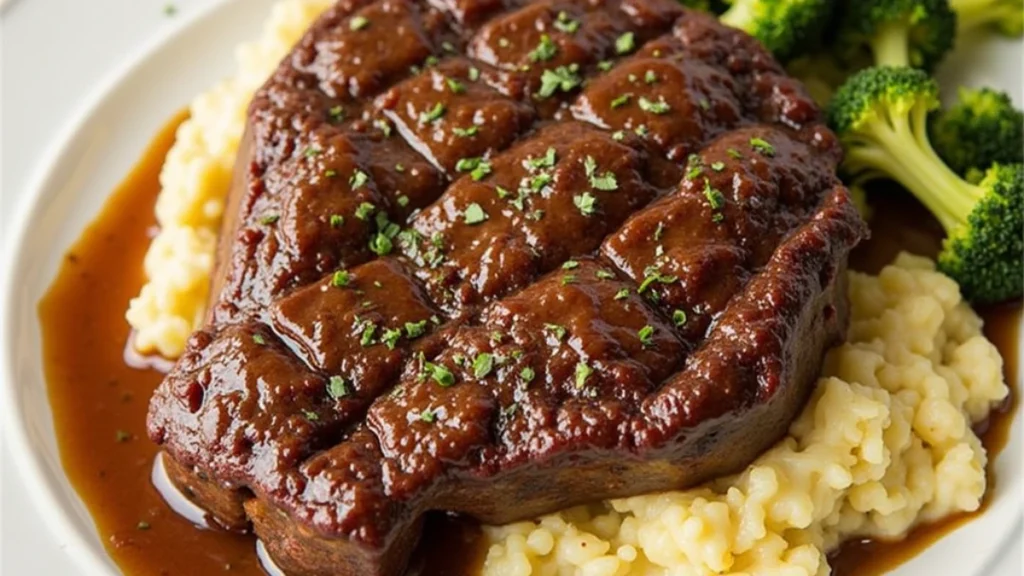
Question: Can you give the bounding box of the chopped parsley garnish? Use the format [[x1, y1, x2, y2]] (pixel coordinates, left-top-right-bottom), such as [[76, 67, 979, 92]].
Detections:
[[574, 361, 593, 388], [446, 77, 466, 94], [324, 169, 338, 178], [463, 202, 489, 225], [359, 321, 378, 347], [420, 409, 437, 423], [703, 178, 725, 210], [644, 70, 658, 84], [554, 11, 580, 33], [561, 274, 577, 285], [583, 156, 618, 191], [304, 146, 321, 157], [672, 309, 687, 327], [327, 376, 349, 399], [468, 67, 481, 81], [331, 270, 351, 287], [527, 147, 557, 170], [137, 521, 151, 530], [252, 333, 267, 346], [545, 323, 567, 341], [610, 93, 632, 109], [529, 172, 553, 191], [749, 137, 775, 156], [574, 193, 597, 216], [405, 320, 428, 338], [595, 269, 615, 279], [638, 96, 670, 115], [537, 65, 581, 99], [528, 34, 558, 62], [473, 353, 495, 379], [614, 288, 630, 300], [637, 325, 655, 348], [638, 269, 677, 293], [727, 147, 743, 159], [382, 328, 403, 350], [350, 169, 369, 189], [397, 195, 410, 207], [612, 130, 626, 141], [711, 161, 725, 172], [258, 214, 280, 225], [419, 102, 447, 125], [302, 410, 319, 421], [496, 185, 511, 199], [349, 15, 369, 30], [698, 98, 710, 111], [453, 125, 479, 138], [634, 124, 649, 137], [395, 163, 406, 172], [598, 60, 614, 71], [653, 222, 665, 241], [498, 37, 510, 48], [425, 362, 456, 387], [562, 260, 580, 270], [615, 32, 635, 55], [455, 157, 491, 181], [354, 202, 376, 221], [328, 105, 345, 122], [442, 41, 456, 52], [520, 367, 536, 383]]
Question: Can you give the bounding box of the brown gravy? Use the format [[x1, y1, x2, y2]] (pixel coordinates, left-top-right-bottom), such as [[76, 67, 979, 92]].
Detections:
[[36, 115, 1019, 575]]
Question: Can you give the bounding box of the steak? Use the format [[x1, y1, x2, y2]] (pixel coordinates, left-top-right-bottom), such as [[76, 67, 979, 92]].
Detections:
[[148, 1, 868, 574]]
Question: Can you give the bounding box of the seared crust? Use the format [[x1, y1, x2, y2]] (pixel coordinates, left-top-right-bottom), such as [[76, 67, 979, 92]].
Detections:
[[148, 2, 868, 575]]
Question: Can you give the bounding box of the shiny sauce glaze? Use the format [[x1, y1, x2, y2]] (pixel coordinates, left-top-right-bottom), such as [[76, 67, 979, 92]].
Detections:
[[37, 117, 1019, 575]]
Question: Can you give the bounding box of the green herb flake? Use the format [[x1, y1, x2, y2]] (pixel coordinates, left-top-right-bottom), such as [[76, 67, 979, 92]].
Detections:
[[562, 260, 580, 270], [672, 309, 687, 327], [574, 361, 594, 389], [545, 323, 567, 341], [615, 32, 635, 55], [574, 192, 597, 216], [530, 172, 553, 191], [554, 11, 580, 33], [727, 147, 743, 159], [137, 521, 151, 530], [382, 328, 403, 350], [463, 202, 489, 225], [496, 185, 511, 199], [258, 214, 280, 225], [302, 409, 319, 421], [355, 202, 376, 221], [537, 65, 581, 99], [637, 325, 655, 348], [473, 353, 495, 379], [328, 105, 345, 122], [638, 96, 670, 115], [710, 161, 725, 172], [397, 195, 410, 207], [327, 376, 349, 399], [598, 60, 614, 71], [561, 274, 577, 285], [456, 157, 492, 181], [638, 269, 677, 293], [349, 15, 369, 31], [653, 222, 665, 241], [426, 362, 456, 387], [252, 333, 267, 346], [520, 366, 536, 383], [528, 34, 558, 62], [595, 269, 615, 279], [420, 409, 437, 423], [634, 124, 649, 137], [405, 320, 428, 338], [703, 178, 725, 210], [610, 93, 632, 109], [527, 147, 557, 170], [331, 270, 351, 287], [644, 70, 658, 84], [749, 137, 775, 156], [614, 288, 630, 300], [453, 125, 479, 138], [612, 130, 626, 141], [359, 321, 378, 347], [468, 67, 481, 81], [446, 77, 466, 94], [419, 102, 447, 125], [350, 169, 369, 189]]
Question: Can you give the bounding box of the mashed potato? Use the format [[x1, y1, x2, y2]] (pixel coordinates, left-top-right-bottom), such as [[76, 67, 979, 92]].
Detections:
[[129, 1, 1009, 572], [482, 254, 1008, 576], [126, 0, 333, 357]]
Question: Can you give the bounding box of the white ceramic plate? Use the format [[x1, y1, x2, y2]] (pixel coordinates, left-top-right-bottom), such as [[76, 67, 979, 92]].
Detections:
[[1, 1, 1022, 574]]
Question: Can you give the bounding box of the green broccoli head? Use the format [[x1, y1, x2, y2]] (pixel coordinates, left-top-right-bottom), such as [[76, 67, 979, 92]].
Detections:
[[931, 87, 1024, 182], [938, 163, 1024, 304], [951, 0, 1024, 36], [829, 66, 1023, 304], [719, 0, 834, 61], [838, 0, 957, 71]]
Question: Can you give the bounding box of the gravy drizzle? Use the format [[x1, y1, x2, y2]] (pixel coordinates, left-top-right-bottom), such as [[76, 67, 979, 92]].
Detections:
[[37, 115, 1019, 576]]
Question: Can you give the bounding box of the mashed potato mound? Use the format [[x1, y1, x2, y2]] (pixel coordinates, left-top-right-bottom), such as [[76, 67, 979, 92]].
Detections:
[[126, 0, 333, 357], [482, 254, 1007, 576]]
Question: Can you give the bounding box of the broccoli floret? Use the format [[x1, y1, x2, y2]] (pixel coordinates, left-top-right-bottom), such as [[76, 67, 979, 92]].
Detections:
[[828, 66, 1023, 303], [951, 0, 1024, 36], [837, 0, 957, 71], [719, 0, 834, 61], [931, 87, 1024, 182]]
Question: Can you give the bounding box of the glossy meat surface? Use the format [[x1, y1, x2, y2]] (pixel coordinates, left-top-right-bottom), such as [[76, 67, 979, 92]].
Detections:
[[148, 2, 868, 574]]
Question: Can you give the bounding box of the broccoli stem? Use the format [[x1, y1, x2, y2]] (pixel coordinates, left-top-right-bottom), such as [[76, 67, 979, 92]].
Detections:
[[870, 22, 911, 67], [845, 104, 982, 232]]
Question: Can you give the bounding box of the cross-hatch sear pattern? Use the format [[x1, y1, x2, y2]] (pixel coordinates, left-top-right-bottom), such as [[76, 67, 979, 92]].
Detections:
[[147, 1, 868, 575]]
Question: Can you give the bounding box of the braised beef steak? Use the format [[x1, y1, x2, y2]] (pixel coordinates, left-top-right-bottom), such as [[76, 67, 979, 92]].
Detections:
[[148, 1, 867, 574]]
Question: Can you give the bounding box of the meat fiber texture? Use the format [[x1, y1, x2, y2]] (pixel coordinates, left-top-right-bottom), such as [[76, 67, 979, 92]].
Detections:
[[147, 1, 868, 574]]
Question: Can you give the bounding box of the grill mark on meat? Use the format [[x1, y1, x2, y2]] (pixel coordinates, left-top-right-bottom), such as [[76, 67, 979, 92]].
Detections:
[[148, 2, 868, 575]]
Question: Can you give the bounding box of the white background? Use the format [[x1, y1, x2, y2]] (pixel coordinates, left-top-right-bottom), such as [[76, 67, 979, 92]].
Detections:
[[0, 1, 1021, 574]]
